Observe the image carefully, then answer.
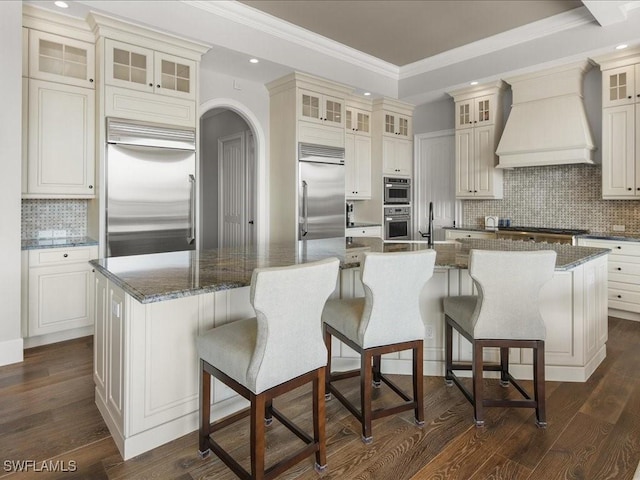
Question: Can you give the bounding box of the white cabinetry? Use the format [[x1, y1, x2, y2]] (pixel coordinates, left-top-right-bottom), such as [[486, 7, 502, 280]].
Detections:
[[444, 229, 496, 240], [373, 98, 414, 178], [578, 238, 640, 320], [345, 98, 372, 199], [28, 29, 95, 88], [104, 39, 196, 100], [594, 49, 640, 199], [23, 246, 98, 344], [89, 12, 209, 128], [267, 72, 351, 242], [22, 9, 97, 198], [448, 82, 504, 199], [27, 80, 95, 196]]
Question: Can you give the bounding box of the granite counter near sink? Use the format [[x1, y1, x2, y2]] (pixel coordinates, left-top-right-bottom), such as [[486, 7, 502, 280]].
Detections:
[[22, 236, 98, 250]]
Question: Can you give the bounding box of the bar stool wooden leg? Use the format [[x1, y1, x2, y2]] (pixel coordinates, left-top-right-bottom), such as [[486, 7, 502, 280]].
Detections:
[[413, 343, 424, 426], [250, 393, 266, 479], [198, 360, 211, 457], [313, 367, 327, 471], [324, 328, 333, 400], [361, 350, 373, 443], [472, 342, 485, 427], [372, 355, 382, 388], [445, 319, 453, 386], [500, 347, 510, 387], [534, 341, 547, 428]]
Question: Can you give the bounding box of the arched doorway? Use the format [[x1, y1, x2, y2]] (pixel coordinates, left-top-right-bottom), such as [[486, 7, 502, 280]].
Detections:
[[199, 99, 266, 249]]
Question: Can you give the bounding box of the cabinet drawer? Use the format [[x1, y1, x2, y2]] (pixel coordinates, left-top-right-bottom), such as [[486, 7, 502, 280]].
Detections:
[[609, 286, 640, 312], [580, 239, 640, 256], [29, 246, 97, 267], [609, 260, 640, 278], [346, 226, 381, 238]]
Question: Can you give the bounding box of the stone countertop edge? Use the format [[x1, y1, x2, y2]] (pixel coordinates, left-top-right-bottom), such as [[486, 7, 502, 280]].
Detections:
[[89, 238, 610, 305], [346, 222, 382, 228], [444, 226, 640, 242], [22, 237, 99, 250]]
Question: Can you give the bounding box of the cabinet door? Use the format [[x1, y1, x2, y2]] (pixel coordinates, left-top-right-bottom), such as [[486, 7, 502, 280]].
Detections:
[[105, 39, 154, 94], [29, 30, 95, 89], [345, 134, 358, 196], [28, 262, 94, 337], [475, 94, 496, 126], [299, 89, 323, 124], [382, 137, 398, 174], [602, 105, 635, 197], [322, 93, 344, 128], [106, 285, 126, 432], [474, 125, 497, 197], [154, 51, 196, 100], [346, 108, 370, 136], [354, 135, 372, 198], [27, 80, 95, 196], [602, 66, 635, 108], [455, 129, 474, 197], [455, 100, 474, 129], [394, 139, 412, 176], [383, 112, 412, 137]]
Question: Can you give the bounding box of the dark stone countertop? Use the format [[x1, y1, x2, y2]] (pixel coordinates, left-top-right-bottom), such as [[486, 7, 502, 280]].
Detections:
[[22, 236, 99, 250], [90, 237, 609, 304]]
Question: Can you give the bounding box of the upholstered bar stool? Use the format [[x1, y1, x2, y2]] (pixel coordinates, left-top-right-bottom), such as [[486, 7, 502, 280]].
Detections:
[[197, 257, 339, 480], [322, 249, 436, 443], [443, 249, 556, 428]]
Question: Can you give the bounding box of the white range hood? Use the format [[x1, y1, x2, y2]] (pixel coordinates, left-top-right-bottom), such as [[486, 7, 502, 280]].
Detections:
[[496, 61, 596, 168]]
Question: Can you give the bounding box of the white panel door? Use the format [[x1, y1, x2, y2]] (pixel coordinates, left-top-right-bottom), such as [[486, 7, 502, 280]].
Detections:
[[455, 129, 474, 198], [218, 132, 246, 247], [602, 105, 635, 197], [415, 131, 457, 240]]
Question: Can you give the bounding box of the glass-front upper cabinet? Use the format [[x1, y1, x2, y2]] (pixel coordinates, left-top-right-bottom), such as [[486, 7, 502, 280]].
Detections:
[[28, 30, 95, 89], [345, 107, 371, 135], [298, 88, 344, 128], [383, 112, 412, 138], [455, 94, 497, 129], [105, 39, 196, 100], [602, 65, 637, 108]]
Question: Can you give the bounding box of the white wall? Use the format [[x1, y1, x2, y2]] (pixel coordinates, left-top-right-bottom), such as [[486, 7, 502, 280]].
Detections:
[[0, 1, 24, 366]]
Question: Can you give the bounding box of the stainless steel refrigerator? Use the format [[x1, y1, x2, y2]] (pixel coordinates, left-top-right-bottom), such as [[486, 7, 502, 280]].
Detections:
[[298, 143, 345, 240], [106, 118, 196, 257]]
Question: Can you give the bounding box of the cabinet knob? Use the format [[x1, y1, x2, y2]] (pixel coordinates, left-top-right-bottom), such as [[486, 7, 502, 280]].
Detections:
[[92, 269, 95, 272], [616, 246, 622, 249], [156, 84, 161, 88], [629, 96, 633, 99], [149, 83, 153, 87], [469, 190, 473, 193], [617, 294, 622, 298], [474, 190, 478, 193], [89, 185, 93, 189], [628, 188, 633, 191], [63, 253, 68, 258], [617, 267, 622, 271], [89, 78, 94, 83]]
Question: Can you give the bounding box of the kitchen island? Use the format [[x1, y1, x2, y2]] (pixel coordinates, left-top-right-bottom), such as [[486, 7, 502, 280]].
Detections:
[[91, 237, 609, 460]]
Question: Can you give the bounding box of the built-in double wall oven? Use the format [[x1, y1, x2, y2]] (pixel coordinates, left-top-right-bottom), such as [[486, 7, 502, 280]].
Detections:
[[384, 177, 411, 204], [384, 206, 411, 240], [383, 177, 411, 240]]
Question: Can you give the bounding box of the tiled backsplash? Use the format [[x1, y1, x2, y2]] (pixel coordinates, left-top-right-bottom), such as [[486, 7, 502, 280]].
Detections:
[[21, 199, 88, 239], [462, 165, 640, 234]]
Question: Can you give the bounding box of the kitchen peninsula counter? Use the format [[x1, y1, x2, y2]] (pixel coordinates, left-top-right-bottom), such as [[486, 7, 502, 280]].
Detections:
[[90, 237, 608, 304], [92, 237, 609, 461]]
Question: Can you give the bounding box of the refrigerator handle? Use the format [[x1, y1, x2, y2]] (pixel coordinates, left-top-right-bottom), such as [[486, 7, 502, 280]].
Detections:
[[301, 180, 309, 237], [188, 174, 196, 244]]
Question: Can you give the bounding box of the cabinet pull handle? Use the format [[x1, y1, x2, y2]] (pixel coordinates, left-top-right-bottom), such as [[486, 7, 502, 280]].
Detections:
[[63, 253, 68, 258]]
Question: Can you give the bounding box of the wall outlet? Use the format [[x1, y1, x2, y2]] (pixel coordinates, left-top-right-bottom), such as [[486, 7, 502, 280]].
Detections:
[[52, 229, 67, 238], [612, 225, 626, 232], [38, 230, 53, 239], [425, 325, 434, 339]]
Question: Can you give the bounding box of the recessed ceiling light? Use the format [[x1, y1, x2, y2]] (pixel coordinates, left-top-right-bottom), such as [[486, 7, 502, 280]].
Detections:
[[470, 81, 479, 86], [363, 92, 371, 96], [54, 1, 69, 8], [616, 44, 628, 50], [249, 58, 259, 64]]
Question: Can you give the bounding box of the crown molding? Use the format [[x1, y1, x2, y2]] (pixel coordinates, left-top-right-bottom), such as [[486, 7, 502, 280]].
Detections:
[[183, 0, 399, 80], [399, 6, 595, 80]]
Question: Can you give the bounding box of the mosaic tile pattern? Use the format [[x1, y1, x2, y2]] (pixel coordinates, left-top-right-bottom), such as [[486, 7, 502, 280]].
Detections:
[[21, 199, 88, 239], [462, 165, 640, 235]]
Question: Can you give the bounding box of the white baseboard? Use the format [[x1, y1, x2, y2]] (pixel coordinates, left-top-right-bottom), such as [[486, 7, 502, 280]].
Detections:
[[24, 326, 93, 349], [0, 337, 24, 366], [609, 309, 640, 322]]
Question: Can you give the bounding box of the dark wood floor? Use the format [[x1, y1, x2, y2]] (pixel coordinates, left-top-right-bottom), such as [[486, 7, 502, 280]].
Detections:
[[1, 316, 640, 479]]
